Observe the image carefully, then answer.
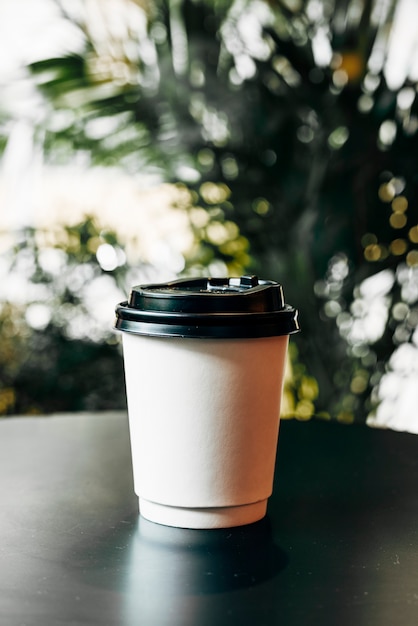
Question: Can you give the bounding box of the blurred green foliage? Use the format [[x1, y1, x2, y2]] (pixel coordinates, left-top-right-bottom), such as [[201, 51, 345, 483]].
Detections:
[[0, 219, 127, 414], [1, 0, 418, 424]]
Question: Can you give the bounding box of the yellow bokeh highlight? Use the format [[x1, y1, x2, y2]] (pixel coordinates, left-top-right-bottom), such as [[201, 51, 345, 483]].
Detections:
[[298, 376, 319, 401], [339, 52, 365, 82], [378, 182, 395, 202], [390, 212, 407, 229], [190, 207, 210, 228], [406, 250, 418, 266], [408, 226, 418, 243], [295, 399, 315, 421], [364, 244, 382, 261], [392, 196, 408, 213], [200, 182, 231, 205], [390, 239, 408, 255], [205, 220, 239, 245], [252, 198, 271, 215]]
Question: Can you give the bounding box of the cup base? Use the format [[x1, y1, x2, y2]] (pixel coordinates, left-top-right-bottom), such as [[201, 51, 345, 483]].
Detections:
[[139, 498, 268, 529]]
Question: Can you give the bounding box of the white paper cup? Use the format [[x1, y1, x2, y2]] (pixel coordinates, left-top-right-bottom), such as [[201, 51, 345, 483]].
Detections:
[[115, 276, 299, 528]]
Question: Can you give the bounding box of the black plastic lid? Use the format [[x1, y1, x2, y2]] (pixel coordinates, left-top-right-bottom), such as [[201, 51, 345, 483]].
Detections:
[[115, 275, 300, 339]]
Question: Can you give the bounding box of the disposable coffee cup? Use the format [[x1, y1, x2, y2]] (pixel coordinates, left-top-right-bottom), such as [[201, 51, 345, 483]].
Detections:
[[115, 275, 299, 529]]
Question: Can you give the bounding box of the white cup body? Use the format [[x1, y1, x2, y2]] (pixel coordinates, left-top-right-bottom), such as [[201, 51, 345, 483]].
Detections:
[[122, 332, 289, 528]]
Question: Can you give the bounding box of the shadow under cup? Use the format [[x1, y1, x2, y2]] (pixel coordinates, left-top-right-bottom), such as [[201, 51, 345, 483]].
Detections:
[[115, 276, 299, 529]]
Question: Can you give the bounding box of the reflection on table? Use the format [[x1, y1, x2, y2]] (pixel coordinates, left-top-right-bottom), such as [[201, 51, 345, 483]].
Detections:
[[0, 412, 417, 626]]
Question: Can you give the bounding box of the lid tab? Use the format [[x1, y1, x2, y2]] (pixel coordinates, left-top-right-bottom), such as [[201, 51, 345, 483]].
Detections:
[[240, 275, 259, 287]]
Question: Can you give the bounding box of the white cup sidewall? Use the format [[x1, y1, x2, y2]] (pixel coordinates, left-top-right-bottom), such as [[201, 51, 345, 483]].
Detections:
[[122, 333, 289, 509]]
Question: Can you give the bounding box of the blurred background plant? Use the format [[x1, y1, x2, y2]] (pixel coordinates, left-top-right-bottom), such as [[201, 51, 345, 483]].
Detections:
[[1, 0, 418, 432]]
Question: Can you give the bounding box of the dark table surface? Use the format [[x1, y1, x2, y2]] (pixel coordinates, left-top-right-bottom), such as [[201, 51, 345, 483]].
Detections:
[[0, 411, 417, 626]]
